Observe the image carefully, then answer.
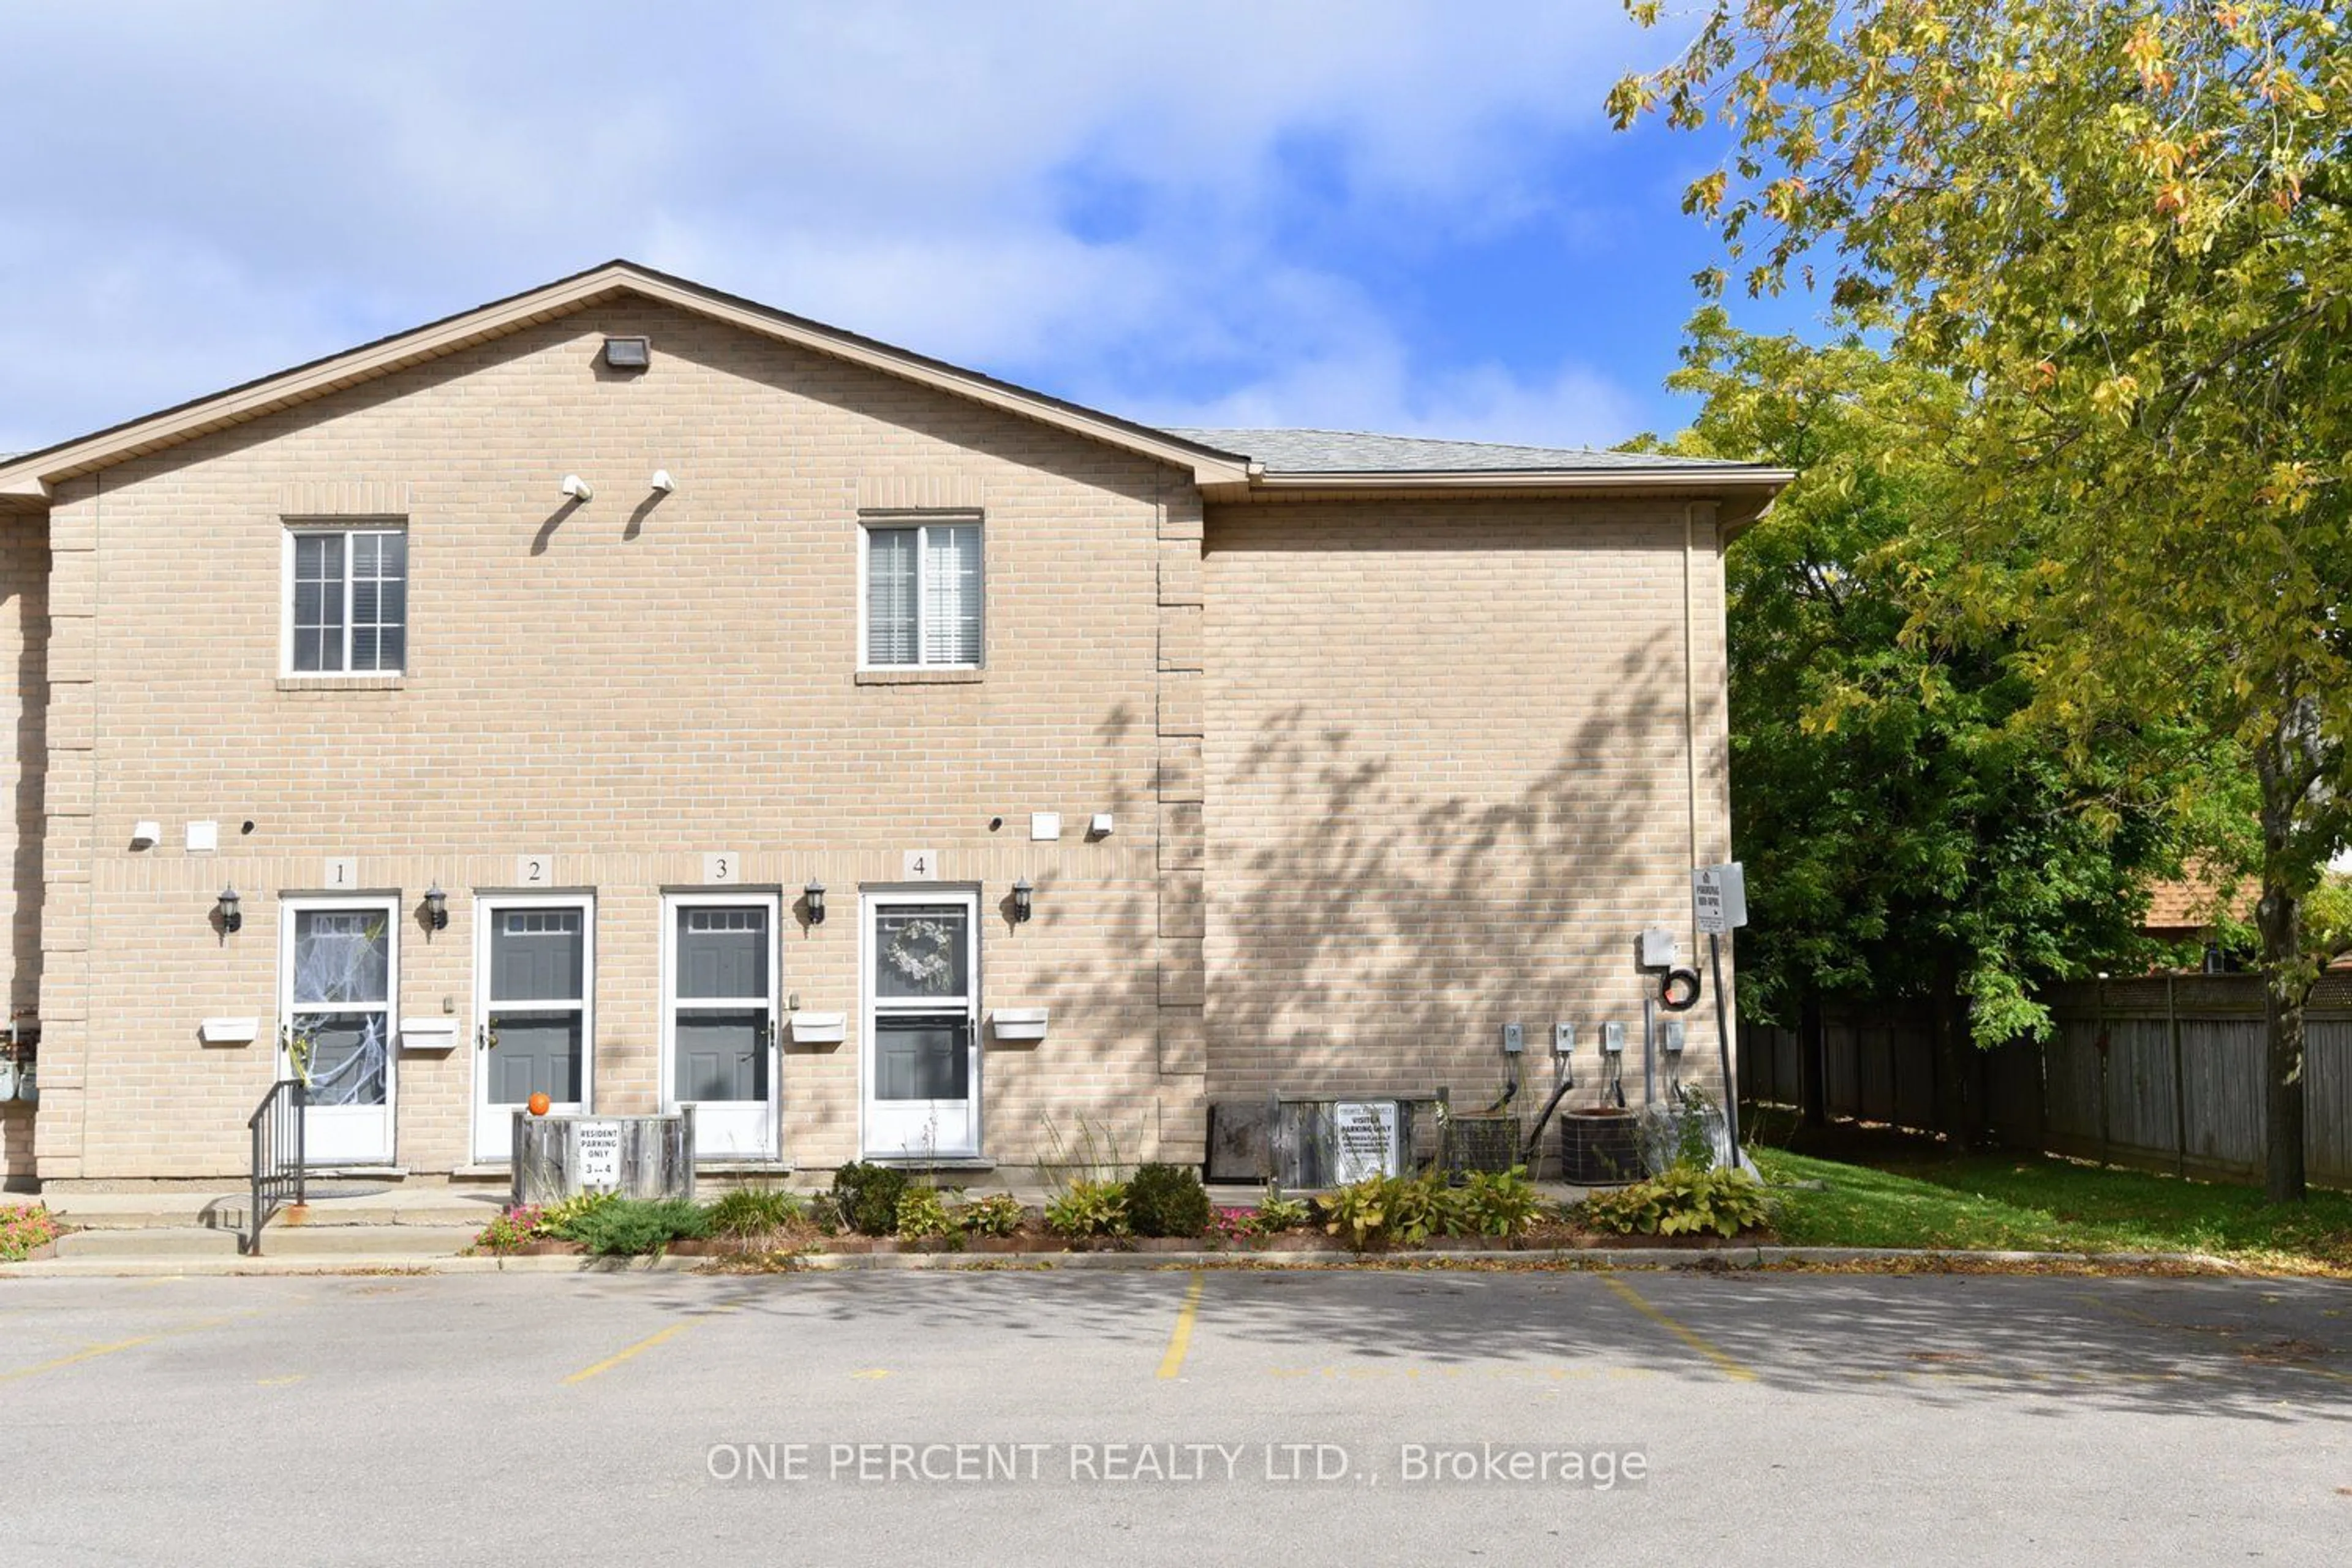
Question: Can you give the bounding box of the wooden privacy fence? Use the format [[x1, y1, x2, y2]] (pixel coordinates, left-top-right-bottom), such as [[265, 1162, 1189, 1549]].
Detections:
[[1740, 974, 2352, 1189]]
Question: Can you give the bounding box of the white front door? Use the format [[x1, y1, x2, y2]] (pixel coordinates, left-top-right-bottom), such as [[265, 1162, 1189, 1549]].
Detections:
[[473, 894, 594, 1163], [861, 890, 981, 1158], [662, 893, 780, 1161], [279, 897, 398, 1166]]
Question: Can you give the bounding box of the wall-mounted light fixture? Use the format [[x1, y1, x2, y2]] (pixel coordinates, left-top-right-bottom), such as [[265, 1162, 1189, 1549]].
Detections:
[[1011, 876, 1035, 924], [423, 882, 449, 932], [650, 469, 675, 494], [216, 884, 243, 933], [804, 879, 827, 925], [560, 473, 594, 502]]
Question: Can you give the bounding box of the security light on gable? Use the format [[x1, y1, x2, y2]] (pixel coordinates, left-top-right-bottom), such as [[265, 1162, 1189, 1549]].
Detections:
[[560, 474, 592, 502]]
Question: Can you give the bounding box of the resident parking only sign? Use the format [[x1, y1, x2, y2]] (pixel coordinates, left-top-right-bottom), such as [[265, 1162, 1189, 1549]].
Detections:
[[1692, 863, 1747, 935]]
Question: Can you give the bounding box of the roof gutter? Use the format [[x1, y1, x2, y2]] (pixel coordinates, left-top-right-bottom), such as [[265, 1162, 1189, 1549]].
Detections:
[[1199, 466, 1795, 531]]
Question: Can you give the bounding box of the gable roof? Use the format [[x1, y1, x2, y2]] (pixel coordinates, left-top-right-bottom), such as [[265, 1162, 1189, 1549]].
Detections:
[[0, 264, 1790, 517], [0, 260, 1255, 500]]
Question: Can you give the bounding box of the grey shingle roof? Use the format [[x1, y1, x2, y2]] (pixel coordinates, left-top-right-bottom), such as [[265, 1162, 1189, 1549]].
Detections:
[[1161, 427, 1765, 476]]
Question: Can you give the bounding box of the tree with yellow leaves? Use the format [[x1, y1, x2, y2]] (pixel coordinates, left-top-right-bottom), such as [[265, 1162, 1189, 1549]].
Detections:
[[1613, 1, 2350, 1199]]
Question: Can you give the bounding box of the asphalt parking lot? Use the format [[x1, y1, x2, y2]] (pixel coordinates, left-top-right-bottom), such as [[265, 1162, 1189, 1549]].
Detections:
[[4, 1266, 2347, 1566]]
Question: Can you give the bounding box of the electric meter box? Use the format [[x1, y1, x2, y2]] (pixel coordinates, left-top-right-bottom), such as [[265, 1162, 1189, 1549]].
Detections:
[[1637, 927, 1679, 969], [1501, 1022, 1525, 1055], [1600, 1021, 1625, 1055], [1553, 1022, 1576, 1056], [1662, 1020, 1687, 1054]]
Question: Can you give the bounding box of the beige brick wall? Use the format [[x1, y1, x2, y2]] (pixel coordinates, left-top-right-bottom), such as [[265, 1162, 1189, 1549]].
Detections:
[[1201, 498, 1736, 1147], [0, 519, 44, 1180], [37, 300, 1189, 1180]]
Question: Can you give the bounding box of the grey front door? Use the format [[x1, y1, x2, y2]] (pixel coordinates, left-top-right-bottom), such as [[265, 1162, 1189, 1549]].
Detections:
[[475, 897, 593, 1161], [664, 895, 779, 1159]]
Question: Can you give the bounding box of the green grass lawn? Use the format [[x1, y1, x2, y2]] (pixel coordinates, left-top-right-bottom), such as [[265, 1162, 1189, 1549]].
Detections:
[[1751, 1135, 2352, 1272]]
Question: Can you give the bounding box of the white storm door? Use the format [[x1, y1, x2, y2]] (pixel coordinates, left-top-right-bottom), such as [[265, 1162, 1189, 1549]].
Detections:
[[473, 895, 594, 1163], [279, 898, 398, 1166], [662, 894, 780, 1161], [861, 890, 981, 1159]]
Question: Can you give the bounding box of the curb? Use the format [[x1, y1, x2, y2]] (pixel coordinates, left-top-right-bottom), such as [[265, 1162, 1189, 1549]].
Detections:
[[0, 1243, 2275, 1280]]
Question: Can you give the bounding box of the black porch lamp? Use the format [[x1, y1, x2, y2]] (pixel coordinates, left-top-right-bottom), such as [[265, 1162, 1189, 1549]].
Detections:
[[1011, 876, 1034, 924], [423, 882, 449, 932], [216, 884, 243, 933], [804, 879, 827, 925]]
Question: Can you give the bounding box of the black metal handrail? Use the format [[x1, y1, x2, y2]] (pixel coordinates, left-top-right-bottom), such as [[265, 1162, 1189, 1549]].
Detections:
[[245, 1078, 306, 1256]]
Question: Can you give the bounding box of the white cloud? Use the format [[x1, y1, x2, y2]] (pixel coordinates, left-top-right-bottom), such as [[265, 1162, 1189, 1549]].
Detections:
[[0, 1, 1668, 453]]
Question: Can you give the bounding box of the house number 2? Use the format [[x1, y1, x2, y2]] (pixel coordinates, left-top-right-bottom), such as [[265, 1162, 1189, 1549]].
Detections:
[[517, 854, 553, 886]]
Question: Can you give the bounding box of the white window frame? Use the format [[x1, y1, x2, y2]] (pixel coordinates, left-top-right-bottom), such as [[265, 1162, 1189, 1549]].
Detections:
[[281, 521, 409, 677], [857, 512, 984, 671]]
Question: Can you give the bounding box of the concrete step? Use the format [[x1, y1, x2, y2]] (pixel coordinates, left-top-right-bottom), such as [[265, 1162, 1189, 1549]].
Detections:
[[53, 1222, 481, 1260], [53, 1227, 240, 1259], [43, 1190, 507, 1231]]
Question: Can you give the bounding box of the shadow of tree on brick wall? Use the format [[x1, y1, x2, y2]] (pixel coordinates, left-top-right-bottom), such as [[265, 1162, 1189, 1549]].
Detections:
[[1205, 624, 1711, 1125]]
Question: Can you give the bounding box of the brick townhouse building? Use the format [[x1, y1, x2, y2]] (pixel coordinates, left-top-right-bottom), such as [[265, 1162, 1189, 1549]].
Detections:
[[0, 262, 1785, 1190]]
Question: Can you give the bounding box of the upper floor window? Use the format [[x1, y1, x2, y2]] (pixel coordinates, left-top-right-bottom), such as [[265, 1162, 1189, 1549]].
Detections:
[[286, 526, 406, 674], [862, 516, 982, 668]]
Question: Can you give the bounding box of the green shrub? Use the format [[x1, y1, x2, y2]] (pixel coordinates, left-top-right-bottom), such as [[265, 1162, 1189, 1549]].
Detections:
[[562, 1197, 711, 1256], [1125, 1163, 1212, 1238], [895, 1187, 956, 1241], [1251, 1184, 1312, 1234], [1581, 1164, 1770, 1238], [539, 1189, 622, 1238], [830, 1161, 912, 1237], [955, 1192, 1026, 1237], [1320, 1173, 1449, 1251], [706, 1186, 806, 1242], [1447, 1167, 1547, 1237], [1045, 1179, 1130, 1239]]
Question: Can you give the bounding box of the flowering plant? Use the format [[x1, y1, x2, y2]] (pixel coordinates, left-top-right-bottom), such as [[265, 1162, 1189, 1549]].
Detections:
[[0, 1202, 59, 1261], [469, 1204, 545, 1256]]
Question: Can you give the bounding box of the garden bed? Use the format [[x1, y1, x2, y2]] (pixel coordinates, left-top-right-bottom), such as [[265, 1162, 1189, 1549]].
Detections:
[[461, 1160, 1777, 1264]]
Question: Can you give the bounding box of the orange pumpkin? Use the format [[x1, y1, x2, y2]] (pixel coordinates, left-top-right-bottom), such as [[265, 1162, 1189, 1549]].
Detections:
[[527, 1091, 551, 1117]]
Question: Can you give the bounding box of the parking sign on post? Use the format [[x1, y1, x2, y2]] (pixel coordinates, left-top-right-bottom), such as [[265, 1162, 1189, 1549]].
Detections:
[[1692, 862, 1747, 934], [1691, 862, 1747, 1168]]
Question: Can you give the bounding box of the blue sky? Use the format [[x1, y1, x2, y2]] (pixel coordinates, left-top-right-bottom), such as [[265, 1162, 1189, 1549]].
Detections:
[[0, 2, 1819, 457]]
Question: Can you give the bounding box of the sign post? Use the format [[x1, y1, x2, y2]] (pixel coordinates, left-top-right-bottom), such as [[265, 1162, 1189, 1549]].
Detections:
[[1692, 864, 1748, 1166]]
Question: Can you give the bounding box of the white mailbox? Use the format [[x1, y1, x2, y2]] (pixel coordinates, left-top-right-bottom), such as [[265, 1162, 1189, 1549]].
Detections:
[[399, 1017, 460, 1052], [990, 1007, 1049, 1042], [790, 1012, 847, 1045]]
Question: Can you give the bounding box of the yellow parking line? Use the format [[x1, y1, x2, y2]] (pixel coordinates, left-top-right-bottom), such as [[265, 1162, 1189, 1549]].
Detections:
[[564, 1305, 739, 1387], [564, 1321, 698, 1385], [1157, 1272, 1205, 1381], [1600, 1275, 1757, 1382], [0, 1317, 233, 1383]]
